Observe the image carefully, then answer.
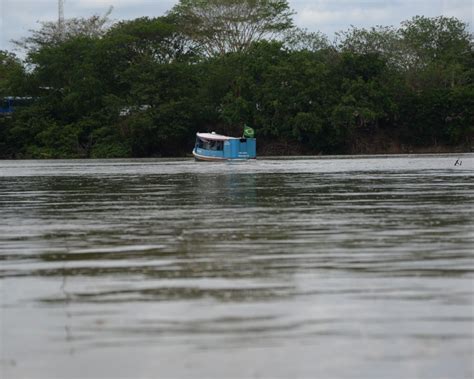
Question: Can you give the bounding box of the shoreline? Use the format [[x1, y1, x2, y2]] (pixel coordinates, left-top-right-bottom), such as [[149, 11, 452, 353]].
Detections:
[[1, 151, 473, 161]]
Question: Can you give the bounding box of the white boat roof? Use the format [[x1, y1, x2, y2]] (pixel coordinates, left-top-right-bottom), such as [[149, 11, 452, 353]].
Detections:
[[196, 132, 238, 141]]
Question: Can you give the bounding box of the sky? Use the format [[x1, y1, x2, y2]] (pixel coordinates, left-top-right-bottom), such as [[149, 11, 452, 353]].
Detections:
[[0, 0, 472, 53]]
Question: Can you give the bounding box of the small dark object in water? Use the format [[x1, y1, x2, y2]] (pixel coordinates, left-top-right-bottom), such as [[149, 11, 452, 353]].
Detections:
[[454, 159, 462, 166]]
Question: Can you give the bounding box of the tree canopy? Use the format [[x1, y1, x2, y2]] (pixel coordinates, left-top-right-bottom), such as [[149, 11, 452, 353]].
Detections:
[[12, 7, 114, 54], [0, 11, 472, 159], [168, 0, 294, 56]]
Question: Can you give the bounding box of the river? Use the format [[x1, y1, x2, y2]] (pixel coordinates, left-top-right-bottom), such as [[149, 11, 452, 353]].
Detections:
[[0, 155, 473, 378]]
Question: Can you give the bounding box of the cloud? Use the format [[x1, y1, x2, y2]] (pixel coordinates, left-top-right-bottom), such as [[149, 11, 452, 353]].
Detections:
[[293, 1, 398, 36], [73, 0, 176, 11], [297, 7, 393, 26], [76, 0, 134, 7], [291, 0, 473, 37], [439, 0, 474, 20]]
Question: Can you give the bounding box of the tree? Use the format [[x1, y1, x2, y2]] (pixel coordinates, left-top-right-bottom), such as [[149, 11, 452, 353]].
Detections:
[[400, 16, 472, 68], [103, 17, 197, 66], [13, 8, 114, 54], [336, 26, 405, 70], [398, 16, 473, 90], [168, 0, 294, 56], [0, 51, 25, 96], [283, 28, 330, 52]]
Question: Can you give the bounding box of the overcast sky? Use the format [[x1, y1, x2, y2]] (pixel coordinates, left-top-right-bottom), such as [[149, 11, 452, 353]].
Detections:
[[1, 0, 472, 53]]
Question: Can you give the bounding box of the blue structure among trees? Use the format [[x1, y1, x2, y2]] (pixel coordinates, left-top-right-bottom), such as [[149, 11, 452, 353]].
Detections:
[[0, 97, 33, 115], [0, 98, 14, 115]]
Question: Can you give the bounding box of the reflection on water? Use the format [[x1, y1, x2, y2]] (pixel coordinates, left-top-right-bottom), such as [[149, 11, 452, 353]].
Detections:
[[0, 155, 473, 378]]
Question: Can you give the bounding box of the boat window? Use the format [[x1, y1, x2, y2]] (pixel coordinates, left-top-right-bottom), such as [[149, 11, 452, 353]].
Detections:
[[196, 137, 204, 148], [209, 140, 224, 151], [196, 138, 224, 150]]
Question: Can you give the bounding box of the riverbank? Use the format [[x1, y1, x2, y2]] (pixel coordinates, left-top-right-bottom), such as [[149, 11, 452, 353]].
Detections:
[[258, 142, 473, 157]]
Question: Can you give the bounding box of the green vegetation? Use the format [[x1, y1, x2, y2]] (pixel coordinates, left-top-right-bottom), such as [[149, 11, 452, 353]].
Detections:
[[1, 0, 472, 158]]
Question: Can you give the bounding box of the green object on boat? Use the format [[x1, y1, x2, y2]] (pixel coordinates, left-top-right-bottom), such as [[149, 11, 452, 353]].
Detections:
[[243, 125, 255, 138]]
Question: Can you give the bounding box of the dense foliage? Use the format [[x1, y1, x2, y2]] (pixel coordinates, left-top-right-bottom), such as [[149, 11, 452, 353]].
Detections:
[[0, 1, 472, 158]]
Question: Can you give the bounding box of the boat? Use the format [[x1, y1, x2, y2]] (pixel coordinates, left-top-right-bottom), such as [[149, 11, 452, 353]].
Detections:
[[192, 131, 256, 161]]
